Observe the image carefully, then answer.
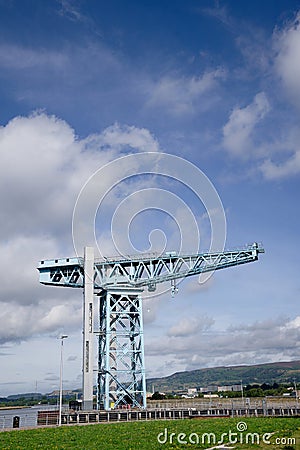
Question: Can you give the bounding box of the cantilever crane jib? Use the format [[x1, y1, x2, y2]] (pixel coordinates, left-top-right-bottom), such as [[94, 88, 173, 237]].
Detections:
[[37, 242, 264, 411], [38, 242, 264, 290]]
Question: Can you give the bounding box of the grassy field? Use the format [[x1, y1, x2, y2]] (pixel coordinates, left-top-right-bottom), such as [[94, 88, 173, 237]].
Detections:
[[0, 417, 299, 449]]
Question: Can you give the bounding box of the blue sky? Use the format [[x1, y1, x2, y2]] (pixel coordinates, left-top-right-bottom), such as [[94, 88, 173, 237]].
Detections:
[[1, 0, 300, 396]]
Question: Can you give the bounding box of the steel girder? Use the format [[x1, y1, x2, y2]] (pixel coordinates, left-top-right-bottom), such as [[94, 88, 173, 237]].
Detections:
[[37, 242, 264, 411], [38, 243, 264, 293], [97, 288, 146, 410]]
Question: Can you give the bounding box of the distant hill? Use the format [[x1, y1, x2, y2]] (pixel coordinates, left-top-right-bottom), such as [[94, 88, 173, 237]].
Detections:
[[146, 360, 300, 392], [7, 393, 43, 400]]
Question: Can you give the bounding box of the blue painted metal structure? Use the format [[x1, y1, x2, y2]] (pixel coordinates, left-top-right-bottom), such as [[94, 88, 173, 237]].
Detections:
[[37, 242, 264, 410]]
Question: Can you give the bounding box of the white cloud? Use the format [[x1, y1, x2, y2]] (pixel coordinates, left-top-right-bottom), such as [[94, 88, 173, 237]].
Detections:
[[219, 12, 300, 180], [283, 316, 300, 330], [257, 125, 300, 179], [201, 4, 232, 28], [58, 0, 87, 23], [85, 123, 160, 153], [0, 236, 59, 304], [274, 12, 300, 107], [0, 301, 82, 344], [0, 114, 161, 240], [218, 10, 300, 180], [167, 316, 214, 337], [0, 112, 162, 344], [146, 315, 300, 372], [0, 113, 81, 238], [250, 12, 300, 180], [222, 92, 270, 157], [0, 44, 67, 70], [146, 69, 226, 115], [260, 152, 300, 180]]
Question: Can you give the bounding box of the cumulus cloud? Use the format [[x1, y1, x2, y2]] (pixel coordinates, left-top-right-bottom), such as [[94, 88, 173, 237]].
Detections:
[[167, 316, 214, 337], [146, 69, 226, 115], [257, 125, 300, 180], [260, 151, 300, 180], [0, 112, 161, 344], [252, 11, 300, 180], [222, 92, 270, 157], [218, 10, 300, 180], [146, 315, 300, 371], [0, 301, 82, 344], [274, 12, 300, 107], [86, 122, 160, 153]]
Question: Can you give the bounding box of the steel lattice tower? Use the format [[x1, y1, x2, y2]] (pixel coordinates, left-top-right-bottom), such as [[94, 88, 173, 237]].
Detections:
[[97, 287, 146, 409], [37, 243, 264, 410]]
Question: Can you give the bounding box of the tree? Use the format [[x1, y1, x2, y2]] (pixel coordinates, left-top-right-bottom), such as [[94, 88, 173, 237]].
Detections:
[[151, 391, 165, 400]]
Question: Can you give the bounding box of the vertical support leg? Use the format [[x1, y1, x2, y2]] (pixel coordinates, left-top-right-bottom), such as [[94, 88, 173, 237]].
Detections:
[[97, 287, 146, 410], [97, 290, 106, 410], [104, 291, 111, 410], [139, 299, 147, 409], [82, 246, 94, 410]]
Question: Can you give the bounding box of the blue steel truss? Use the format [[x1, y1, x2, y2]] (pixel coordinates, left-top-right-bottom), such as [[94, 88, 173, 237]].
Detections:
[[97, 288, 146, 410], [37, 242, 264, 410], [38, 243, 264, 291]]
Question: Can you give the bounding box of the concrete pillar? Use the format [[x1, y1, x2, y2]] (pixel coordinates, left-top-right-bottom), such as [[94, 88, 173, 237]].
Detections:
[[82, 246, 94, 410]]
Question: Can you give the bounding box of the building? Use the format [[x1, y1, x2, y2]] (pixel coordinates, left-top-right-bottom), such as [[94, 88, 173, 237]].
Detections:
[[217, 385, 242, 393], [187, 388, 197, 397]]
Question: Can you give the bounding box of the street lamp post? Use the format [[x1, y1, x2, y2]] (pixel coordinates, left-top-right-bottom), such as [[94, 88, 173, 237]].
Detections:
[[59, 335, 68, 426], [294, 379, 298, 410], [241, 380, 244, 407]]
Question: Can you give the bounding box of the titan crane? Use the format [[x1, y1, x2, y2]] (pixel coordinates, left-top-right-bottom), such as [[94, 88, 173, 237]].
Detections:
[[37, 243, 264, 411]]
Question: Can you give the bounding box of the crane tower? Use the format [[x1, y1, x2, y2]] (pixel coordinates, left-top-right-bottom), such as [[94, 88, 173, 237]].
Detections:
[[38, 243, 264, 410]]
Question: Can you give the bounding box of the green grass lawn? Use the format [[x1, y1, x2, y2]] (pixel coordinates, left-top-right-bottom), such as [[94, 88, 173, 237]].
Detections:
[[0, 417, 299, 449]]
